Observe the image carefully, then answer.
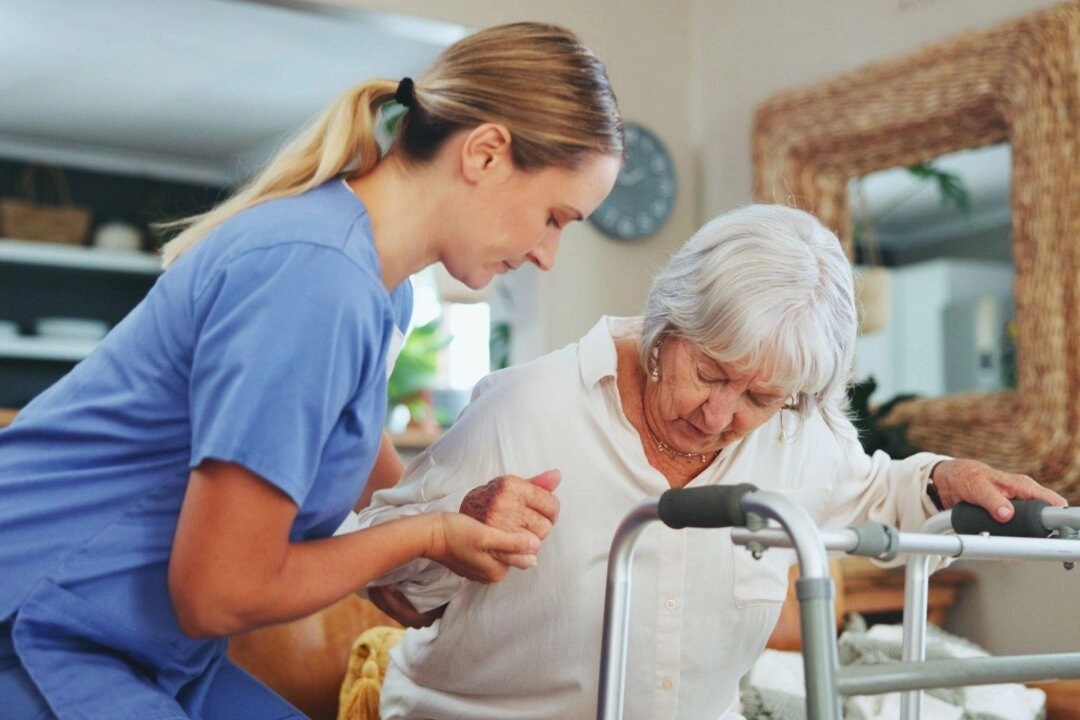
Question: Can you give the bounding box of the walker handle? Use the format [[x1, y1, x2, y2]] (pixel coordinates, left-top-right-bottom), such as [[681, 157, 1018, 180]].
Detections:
[[951, 499, 1051, 537], [658, 484, 759, 529]]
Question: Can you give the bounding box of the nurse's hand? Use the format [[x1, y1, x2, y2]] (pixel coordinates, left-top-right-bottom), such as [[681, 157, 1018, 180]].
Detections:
[[459, 469, 561, 566], [424, 511, 542, 583], [930, 458, 1068, 520]]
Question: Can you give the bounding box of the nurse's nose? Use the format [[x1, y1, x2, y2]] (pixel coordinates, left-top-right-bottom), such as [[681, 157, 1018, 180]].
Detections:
[[527, 232, 560, 271]]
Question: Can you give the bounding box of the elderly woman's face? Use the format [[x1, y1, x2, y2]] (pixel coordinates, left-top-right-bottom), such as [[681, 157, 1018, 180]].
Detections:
[[647, 337, 789, 454]]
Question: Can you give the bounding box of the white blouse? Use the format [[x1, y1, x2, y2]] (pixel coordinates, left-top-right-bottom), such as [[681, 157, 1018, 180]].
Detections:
[[355, 316, 943, 720]]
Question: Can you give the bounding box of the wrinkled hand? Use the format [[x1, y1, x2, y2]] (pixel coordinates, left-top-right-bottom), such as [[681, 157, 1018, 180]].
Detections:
[[424, 512, 541, 583], [931, 458, 1068, 521], [368, 584, 445, 629], [460, 470, 561, 566]]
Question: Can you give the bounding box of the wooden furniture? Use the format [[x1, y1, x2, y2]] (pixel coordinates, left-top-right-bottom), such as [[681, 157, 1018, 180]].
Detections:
[[1031, 680, 1080, 720], [767, 558, 973, 651], [837, 557, 973, 628], [228, 596, 401, 720], [752, 2, 1080, 499]]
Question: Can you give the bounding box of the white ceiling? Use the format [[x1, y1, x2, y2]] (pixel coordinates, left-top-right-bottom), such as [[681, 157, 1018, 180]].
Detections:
[[0, 0, 469, 185], [0, 0, 1010, 243]]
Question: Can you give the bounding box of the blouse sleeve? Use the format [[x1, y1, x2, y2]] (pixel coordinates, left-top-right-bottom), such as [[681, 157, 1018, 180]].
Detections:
[[353, 374, 515, 611], [818, 424, 951, 567]]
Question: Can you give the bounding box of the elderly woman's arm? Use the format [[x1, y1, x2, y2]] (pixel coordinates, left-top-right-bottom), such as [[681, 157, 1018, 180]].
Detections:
[[825, 426, 1066, 534], [928, 458, 1066, 519], [352, 429, 560, 625]]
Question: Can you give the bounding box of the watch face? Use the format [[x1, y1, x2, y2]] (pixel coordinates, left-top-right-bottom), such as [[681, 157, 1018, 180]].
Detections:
[[590, 122, 677, 241]]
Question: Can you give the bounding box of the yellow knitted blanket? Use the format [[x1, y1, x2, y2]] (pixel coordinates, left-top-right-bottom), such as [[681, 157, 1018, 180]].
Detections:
[[337, 626, 405, 720]]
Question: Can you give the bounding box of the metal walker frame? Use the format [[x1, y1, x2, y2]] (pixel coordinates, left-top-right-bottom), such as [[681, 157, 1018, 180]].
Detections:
[[597, 484, 1080, 719]]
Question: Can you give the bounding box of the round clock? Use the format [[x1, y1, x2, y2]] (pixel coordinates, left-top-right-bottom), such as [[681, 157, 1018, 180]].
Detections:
[[590, 122, 677, 241]]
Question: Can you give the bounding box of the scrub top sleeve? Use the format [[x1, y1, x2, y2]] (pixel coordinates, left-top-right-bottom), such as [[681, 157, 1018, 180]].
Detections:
[[189, 244, 387, 506]]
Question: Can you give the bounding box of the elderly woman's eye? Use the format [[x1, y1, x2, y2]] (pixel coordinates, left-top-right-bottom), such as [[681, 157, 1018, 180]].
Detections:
[[696, 366, 723, 384]]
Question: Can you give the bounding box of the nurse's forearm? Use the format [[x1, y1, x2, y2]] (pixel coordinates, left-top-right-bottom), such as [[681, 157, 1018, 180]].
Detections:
[[176, 515, 439, 637], [169, 459, 431, 637], [169, 460, 535, 638]]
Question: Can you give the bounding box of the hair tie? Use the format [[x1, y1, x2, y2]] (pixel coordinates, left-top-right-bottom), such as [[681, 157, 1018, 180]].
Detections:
[[395, 77, 415, 108]]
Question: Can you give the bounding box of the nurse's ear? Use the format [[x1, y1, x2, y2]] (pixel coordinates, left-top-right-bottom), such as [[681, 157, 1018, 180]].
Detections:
[[459, 123, 514, 185]]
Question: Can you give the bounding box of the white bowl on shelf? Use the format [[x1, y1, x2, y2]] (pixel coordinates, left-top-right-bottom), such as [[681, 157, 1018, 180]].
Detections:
[[34, 317, 109, 342]]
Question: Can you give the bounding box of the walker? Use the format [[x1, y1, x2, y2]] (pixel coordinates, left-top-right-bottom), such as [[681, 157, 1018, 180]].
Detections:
[[597, 484, 1080, 719]]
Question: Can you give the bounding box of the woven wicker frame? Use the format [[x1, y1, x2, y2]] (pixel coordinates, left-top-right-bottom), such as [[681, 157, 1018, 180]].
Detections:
[[752, 2, 1080, 497]]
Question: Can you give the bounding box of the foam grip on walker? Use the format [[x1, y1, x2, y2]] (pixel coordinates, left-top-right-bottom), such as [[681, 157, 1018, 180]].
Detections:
[[951, 499, 1052, 537], [657, 483, 759, 529]]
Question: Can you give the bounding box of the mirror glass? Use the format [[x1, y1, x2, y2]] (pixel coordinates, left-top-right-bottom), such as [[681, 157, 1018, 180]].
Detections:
[[851, 143, 1014, 406]]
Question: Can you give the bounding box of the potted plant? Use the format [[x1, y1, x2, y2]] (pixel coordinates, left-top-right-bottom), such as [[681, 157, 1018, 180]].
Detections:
[[386, 318, 450, 431]]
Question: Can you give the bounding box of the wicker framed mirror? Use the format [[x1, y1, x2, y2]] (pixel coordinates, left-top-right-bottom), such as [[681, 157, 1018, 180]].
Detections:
[[751, 2, 1080, 496]]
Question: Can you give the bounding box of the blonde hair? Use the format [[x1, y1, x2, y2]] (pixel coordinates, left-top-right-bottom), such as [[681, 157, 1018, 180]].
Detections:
[[161, 22, 623, 267], [640, 205, 858, 438]]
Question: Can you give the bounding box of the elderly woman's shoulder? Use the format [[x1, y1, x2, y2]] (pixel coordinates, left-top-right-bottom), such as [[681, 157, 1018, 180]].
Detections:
[[469, 343, 585, 409]]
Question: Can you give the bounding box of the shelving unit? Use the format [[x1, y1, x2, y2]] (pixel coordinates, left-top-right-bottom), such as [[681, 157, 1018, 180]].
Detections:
[[0, 237, 161, 405], [0, 238, 162, 275]]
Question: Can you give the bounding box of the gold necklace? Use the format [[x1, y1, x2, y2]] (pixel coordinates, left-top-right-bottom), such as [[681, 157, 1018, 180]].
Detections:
[[655, 438, 720, 464], [641, 406, 721, 464]]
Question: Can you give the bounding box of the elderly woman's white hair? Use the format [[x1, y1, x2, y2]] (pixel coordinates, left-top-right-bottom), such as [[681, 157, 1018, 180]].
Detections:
[[639, 204, 858, 436]]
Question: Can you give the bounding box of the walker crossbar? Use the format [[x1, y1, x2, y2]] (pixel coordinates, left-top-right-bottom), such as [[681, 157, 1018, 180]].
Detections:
[[836, 654, 1080, 696], [898, 501, 1080, 719], [597, 487, 1080, 720]]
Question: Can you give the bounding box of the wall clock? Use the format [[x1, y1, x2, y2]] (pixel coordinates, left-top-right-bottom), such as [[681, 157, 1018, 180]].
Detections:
[[589, 122, 677, 241]]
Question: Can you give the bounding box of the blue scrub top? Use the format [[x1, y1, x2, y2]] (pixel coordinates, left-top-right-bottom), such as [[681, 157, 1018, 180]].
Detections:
[[0, 180, 412, 718]]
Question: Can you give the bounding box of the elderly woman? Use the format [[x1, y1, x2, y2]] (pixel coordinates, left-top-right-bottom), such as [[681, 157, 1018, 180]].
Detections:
[[353, 204, 1065, 720]]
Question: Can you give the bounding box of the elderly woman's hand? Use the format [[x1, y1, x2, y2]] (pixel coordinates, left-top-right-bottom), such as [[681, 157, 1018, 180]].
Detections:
[[931, 458, 1068, 520], [460, 469, 561, 565], [367, 584, 446, 629]]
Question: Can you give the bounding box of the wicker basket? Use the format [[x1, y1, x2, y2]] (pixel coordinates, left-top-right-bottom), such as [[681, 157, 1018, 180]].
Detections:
[[0, 166, 91, 245]]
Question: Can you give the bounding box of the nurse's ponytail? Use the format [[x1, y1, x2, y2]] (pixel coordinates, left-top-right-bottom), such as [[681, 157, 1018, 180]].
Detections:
[[161, 22, 623, 268], [160, 80, 397, 267]]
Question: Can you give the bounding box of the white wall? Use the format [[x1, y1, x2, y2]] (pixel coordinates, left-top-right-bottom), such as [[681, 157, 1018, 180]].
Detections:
[[330, 0, 698, 354], [337, 0, 1074, 656], [855, 259, 1014, 402], [692, 0, 1064, 217]]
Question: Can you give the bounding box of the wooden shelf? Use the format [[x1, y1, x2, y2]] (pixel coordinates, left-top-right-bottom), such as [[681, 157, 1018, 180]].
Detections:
[[0, 335, 96, 362], [0, 237, 161, 275], [838, 556, 974, 627]]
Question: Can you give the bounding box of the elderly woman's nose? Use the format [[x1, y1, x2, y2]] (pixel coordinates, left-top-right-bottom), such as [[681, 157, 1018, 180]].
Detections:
[[701, 388, 737, 429]]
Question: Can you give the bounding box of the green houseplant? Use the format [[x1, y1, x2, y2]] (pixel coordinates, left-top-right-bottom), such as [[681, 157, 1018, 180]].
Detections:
[[386, 318, 450, 430]]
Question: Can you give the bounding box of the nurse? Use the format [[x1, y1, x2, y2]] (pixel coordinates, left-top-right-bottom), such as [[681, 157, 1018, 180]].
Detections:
[[0, 22, 623, 719]]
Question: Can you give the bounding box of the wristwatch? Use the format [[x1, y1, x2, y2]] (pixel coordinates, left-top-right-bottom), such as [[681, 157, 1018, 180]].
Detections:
[[926, 462, 947, 511]]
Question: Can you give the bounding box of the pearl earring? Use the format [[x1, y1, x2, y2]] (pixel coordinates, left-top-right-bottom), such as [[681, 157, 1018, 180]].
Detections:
[[778, 399, 797, 443], [649, 340, 661, 382]]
